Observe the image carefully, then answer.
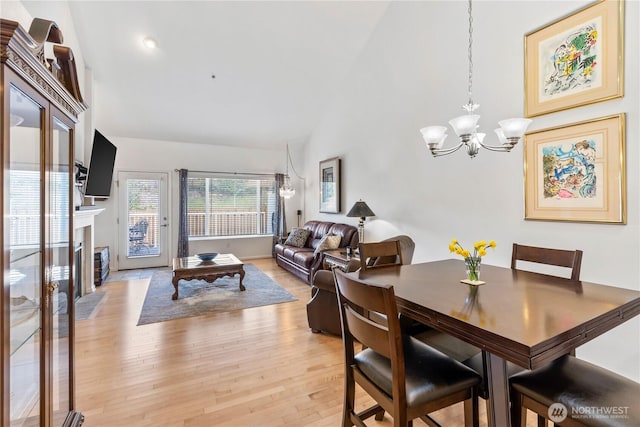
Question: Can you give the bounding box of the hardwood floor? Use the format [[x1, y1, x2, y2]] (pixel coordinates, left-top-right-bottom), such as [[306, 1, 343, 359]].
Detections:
[[75, 258, 535, 426]]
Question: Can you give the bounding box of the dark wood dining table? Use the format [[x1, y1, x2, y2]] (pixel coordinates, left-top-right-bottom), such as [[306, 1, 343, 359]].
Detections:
[[353, 259, 640, 427]]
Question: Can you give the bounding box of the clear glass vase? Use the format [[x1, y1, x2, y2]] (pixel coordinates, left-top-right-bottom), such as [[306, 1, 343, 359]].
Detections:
[[465, 256, 481, 281]]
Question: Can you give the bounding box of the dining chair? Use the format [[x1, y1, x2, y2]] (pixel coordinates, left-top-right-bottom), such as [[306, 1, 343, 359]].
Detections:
[[415, 243, 585, 426], [511, 243, 583, 280], [333, 269, 481, 427], [510, 354, 640, 427], [358, 240, 403, 271], [307, 235, 415, 335]]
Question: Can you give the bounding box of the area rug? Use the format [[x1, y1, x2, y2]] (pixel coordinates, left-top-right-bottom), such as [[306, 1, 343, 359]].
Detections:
[[75, 291, 106, 320], [137, 263, 297, 325]]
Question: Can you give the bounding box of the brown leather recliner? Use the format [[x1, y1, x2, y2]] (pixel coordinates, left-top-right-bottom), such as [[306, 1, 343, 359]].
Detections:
[[306, 235, 415, 335]]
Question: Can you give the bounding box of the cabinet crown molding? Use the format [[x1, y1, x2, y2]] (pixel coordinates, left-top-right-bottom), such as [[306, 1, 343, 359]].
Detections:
[[1, 17, 88, 120]]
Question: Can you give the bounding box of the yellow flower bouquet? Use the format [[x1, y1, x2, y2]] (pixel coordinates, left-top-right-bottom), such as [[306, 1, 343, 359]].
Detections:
[[449, 239, 496, 281]]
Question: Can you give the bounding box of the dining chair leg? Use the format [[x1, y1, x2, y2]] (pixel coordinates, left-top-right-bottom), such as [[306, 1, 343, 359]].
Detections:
[[343, 372, 356, 427], [483, 398, 493, 427], [509, 389, 524, 427], [463, 394, 480, 427]]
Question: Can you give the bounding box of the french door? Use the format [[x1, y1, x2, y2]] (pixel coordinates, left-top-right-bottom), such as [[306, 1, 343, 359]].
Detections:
[[117, 171, 169, 270]]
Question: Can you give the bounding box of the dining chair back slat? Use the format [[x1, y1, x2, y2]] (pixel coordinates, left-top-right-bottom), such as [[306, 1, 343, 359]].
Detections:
[[511, 243, 583, 280], [359, 240, 403, 271]]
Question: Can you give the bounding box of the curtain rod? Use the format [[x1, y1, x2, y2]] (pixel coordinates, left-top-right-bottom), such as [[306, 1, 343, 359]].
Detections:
[[174, 169, 276, 177]]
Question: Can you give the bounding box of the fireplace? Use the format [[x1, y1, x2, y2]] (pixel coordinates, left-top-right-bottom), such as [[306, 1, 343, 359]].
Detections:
[[74, 207, 104, 296]]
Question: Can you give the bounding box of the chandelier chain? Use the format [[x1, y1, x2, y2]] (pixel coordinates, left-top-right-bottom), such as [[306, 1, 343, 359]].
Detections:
[[467, 0, 474, 106]]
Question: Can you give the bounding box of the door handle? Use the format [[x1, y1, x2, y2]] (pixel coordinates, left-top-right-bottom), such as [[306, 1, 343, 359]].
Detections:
[[45, 280, 59, 308], [160, 223, 169, 227], [47, 281, 59, 293]]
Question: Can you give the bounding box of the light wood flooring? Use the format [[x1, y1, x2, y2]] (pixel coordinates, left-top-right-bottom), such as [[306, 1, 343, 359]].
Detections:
[[75, 258, 537, 426]]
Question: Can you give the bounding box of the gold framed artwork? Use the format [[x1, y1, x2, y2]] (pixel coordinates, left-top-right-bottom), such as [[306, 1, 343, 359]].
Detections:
[[319, 157, 341, 213], [524, 114, 626, 223], [524, 0, 624, 117]]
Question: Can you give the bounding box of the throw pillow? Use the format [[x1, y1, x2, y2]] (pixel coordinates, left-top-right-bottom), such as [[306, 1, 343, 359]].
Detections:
[[314, 234, 342, 255], [284, 228, 310, 248]]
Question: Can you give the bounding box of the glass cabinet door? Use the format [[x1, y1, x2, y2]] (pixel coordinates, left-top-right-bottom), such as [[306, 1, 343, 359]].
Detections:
[[8, 85, 44, 426], [50, 115, 73, 426]]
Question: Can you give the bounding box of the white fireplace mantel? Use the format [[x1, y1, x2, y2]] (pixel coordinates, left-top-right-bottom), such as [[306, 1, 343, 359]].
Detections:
[[74, 207, 104, 295]]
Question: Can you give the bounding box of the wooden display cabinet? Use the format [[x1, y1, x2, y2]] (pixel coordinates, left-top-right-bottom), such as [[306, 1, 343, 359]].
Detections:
[[1, 17, 87, 426]]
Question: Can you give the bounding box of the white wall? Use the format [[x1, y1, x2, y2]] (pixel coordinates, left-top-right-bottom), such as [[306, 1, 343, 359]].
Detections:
[[302, 0, 639, 380]]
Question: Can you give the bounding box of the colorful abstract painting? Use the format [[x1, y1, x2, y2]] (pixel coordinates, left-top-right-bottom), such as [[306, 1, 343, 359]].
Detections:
[[542, 139, 596, 200], [539, 17, 602, 101], [525, 1, 622, 117], [524, 114, 625, 223]]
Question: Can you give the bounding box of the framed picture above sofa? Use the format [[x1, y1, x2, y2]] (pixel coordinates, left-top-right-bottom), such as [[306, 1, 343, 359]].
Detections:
[[319, 157, 341, 213]]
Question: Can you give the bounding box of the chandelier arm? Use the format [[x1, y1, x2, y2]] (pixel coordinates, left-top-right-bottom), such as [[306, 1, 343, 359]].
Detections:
[[478, 140, 514, 152], [430, 141, 465, 157]]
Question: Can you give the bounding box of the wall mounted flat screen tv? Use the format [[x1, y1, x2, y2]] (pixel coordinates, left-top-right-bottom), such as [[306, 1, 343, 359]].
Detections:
[[84, 130, 117, 197]]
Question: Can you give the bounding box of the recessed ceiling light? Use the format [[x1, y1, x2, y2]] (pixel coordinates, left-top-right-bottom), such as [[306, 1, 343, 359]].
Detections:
[[142, 37, 157, 49]]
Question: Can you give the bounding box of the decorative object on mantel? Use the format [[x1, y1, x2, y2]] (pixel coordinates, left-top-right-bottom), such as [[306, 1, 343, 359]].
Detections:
[[420, 0, 531, 158], [279, 143, 296, 199], [346, 200, 375, 243], [449, 238, 496, 285]]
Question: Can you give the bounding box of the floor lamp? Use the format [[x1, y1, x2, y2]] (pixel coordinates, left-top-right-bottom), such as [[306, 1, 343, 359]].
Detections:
[[346, 200, 375, 244]]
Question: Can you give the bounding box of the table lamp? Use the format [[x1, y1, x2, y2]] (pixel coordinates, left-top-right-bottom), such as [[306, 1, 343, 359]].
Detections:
[[346, 200, 375, 243]]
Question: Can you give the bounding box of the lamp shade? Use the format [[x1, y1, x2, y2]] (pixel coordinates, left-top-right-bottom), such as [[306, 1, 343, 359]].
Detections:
[[346, 200, 375, 218]]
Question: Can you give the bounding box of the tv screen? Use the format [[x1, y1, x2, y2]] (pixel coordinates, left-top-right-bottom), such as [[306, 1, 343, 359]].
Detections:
[[84, 130, 117, 197]]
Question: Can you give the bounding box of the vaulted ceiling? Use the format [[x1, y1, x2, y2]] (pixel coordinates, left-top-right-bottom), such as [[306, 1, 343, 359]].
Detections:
[[65, 1, 390, 149]]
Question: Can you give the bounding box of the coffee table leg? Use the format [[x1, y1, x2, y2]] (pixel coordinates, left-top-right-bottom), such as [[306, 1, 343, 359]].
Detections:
[[239, 267, 246, 291], [172, 276, 179, 300]]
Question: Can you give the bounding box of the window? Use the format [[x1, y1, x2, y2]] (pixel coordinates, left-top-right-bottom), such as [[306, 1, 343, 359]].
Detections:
[[9, 169, 69, 247], [187, 174, 277, 237]]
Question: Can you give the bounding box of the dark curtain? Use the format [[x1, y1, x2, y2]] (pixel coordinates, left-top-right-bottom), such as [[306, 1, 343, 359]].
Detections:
[[272, 173, 287, 258], [177, 168, 189, 258]]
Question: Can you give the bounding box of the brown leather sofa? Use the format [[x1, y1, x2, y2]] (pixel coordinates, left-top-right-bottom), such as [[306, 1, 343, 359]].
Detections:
[[274, 220, 359, 284], [307, 235, 416, 335]]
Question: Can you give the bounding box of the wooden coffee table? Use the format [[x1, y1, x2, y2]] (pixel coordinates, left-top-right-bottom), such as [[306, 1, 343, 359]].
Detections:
[[171, 253, 245, 300]]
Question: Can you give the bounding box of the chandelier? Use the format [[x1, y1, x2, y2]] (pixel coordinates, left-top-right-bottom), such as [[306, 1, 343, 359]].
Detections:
[[420, 0, 532, 158], [279, 143, 295, 199]]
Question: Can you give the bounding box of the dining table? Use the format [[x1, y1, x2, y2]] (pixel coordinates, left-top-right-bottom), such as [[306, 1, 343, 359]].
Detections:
[[353, 259, 640, 427]]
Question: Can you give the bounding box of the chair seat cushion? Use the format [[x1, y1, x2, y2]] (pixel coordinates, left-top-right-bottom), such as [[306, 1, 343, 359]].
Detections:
[[355, 335, 480, 407], [510, 355, 640, 426]]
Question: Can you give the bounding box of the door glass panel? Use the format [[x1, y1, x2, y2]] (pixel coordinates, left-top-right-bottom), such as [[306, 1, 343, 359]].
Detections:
[[51, 117, 71, 425], [127, 179, 161, 257], [8, 85, 42, 426]]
